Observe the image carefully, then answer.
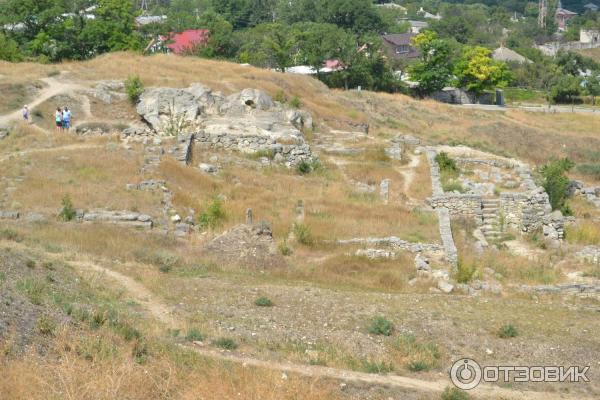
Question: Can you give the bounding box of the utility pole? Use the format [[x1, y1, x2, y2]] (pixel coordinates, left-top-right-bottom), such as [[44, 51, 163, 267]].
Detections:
[[539, 0, 547, 29]]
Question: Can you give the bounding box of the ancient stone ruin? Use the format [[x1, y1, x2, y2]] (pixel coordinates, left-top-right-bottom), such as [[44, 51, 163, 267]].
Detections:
[[134, 85, 316, 166], [425, 147, 565, 244]]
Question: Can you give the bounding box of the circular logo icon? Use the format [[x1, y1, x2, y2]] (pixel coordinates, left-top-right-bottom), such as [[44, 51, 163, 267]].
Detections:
[[450, 358, 482, 390]]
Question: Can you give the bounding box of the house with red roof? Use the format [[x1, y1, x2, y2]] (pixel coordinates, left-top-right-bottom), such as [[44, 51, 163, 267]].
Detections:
[[145, 29, 211, 54], [164, 29, 210, 54]]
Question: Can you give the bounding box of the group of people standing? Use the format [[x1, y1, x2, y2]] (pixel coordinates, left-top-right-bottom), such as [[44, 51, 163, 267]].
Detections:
[[21, 105, 73, 132], [55, 107, 72, 132]]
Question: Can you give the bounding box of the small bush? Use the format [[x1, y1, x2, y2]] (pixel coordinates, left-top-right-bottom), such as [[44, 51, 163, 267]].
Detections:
[[442, 179, 466, 193], [198, 198, 227, 230], [289, 96, 301, 108], [540, 158, 575, 213], [273, 90, 287, 103], [441, 387, 470, 400], [407, 360, 430, 372], [278, 241, 292, 256], [254, 297, 273, 307], [297, 161, 312, 175], [26, 259, 36, 269], [455, 258, 477, 283], [498, 324, 518, 338], [293, 223, 314, 246], [36, 315, 56, 336], [435, 152, 458, 172], [58, 195, 77, 222], [125, 74, 144, 104], [368, 316, 393, 336], [185, 328, 204, 342], [213, 337, 237, 350]]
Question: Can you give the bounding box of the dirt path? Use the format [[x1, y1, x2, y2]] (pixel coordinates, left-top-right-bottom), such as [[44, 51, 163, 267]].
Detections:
[[0, 76, 87, 126], [51, 251, 592, 400], [395, 153, 421, 205]]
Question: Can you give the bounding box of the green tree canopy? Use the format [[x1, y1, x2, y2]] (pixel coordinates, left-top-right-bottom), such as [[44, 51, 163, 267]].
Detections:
[[408, 31, 454, 97], [453, 46, 512, 93]]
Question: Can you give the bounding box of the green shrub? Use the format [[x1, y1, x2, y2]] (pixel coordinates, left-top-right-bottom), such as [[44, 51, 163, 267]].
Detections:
[[278, 241, 293, 256], [198, 198, 227, 230], [435, 152, 458, 172], [273, 90, 287, 103], [540, 158, 575, 213], [254, 297, 273, 307], [58, 195, 77, 222], [185, 328, 204, 342], [441, 387, 470, 400], [293, 223, 314, 246], [368, 316, 393, 336], [36, 315, 56, 336], [407, 360, 430, 372], [297, 161, 312, 175], [213, 337, 237, 350], [455, 259, 477, 283], [442, 179, 466, 193], [289, 96, 301, 108], [26, 259, 36, 269], [498, 324, 518, 338], [125, 74, 144, 104]]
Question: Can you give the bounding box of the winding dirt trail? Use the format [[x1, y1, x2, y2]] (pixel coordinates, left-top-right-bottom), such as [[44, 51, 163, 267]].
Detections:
[[54, 251, 592, 400], [0, 76, 86, 126]]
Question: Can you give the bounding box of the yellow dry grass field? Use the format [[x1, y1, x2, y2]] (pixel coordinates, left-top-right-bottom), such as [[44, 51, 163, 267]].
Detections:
[[159, 157, 439, 243], [0, 130, 159, 214]]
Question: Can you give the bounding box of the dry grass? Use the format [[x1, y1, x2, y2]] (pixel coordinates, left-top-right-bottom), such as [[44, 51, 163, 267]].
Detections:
[[0, 327, 341, 400], [566, 220, 600, 246], [159, 156, 439, 243], [5, 140, 159, 214], [47, 52, 366, 125]]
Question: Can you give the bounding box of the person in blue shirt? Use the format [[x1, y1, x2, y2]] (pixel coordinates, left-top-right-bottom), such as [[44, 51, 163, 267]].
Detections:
[[62, 107, 72, 131]]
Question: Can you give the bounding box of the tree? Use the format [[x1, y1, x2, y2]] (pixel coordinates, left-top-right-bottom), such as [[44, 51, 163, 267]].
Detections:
[[584, 75, 600, 105], [540, 158, 575, 214], [80, 0, 141, 56], [453, 46, 512, 93], [238, 23, 299, 70], [0, 33, 23, 62], [195, 11, 235, 58], [319, 0, 385, 35], [408, 31, 454, 97], [550, 75, 582, 104], [294, 22, 355, 78]]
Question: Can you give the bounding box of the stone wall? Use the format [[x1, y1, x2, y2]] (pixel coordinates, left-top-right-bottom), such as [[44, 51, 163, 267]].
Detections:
[[429, 194, 483, 219], [426, 146, 564, 241], [194, 131, 314, 166]]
